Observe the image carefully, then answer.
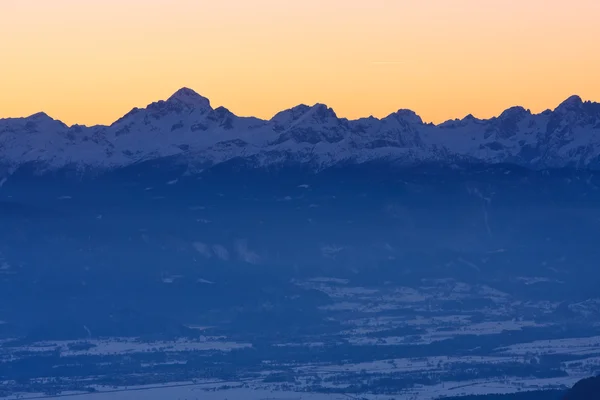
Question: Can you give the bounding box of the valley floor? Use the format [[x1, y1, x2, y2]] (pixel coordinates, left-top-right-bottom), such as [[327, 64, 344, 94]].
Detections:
[[1, 277, 597, 399]]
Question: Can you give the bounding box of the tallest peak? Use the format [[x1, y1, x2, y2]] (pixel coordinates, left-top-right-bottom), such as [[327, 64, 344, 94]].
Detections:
[[169, 87, 200, 98], [167, 87, 211, 110]]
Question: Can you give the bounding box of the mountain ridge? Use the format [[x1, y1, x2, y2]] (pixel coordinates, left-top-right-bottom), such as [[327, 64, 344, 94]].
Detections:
[[2, 88, 600, 175], [5, 89, 590, 129]]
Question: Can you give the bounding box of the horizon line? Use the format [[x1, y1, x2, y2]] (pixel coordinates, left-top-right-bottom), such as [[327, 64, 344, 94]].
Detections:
[[0, 88, 591, 129]]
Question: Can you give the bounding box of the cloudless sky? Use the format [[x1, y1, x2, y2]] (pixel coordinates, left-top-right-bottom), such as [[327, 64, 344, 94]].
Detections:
[[1, 0, 599, 126]]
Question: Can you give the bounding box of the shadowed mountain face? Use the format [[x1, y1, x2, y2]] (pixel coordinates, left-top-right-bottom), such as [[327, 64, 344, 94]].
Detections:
[[1, 89, 600, 177]]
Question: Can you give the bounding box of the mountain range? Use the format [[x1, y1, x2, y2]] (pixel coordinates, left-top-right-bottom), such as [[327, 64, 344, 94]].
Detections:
[[2, 88, 600, 176]]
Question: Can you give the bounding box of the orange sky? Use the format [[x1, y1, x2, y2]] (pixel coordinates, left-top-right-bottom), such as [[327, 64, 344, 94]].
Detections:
[[1, 0, 599, 126]]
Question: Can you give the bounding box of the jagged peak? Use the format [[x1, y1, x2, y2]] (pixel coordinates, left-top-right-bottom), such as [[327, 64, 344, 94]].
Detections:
[[556, 95, 583, 111], [166, 87, 212, 110], [211, 105, 236, 118], [213, 105, 230, 112], [24, 112, 68, 129], [270, 104, 311, 123], [306, 103, 338, 120], [386, 109, 423, 125], [111, 88, 214, 126], [269, 105, 313, 131], [499, 106, 531, 119], [28, 112, 53, 120], [268, 103, 339, 131]]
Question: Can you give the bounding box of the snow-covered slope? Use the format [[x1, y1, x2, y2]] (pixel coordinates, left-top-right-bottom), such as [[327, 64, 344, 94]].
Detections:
[[2, 88, 600, 175]]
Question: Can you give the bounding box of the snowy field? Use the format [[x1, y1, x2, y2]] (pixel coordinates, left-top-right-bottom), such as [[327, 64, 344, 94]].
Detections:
[[1, 276, 598, 399], [0, 376, 577, 400], [4, 337, 250, 358]]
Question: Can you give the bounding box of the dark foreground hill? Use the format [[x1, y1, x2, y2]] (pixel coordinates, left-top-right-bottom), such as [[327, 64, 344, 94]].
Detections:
[[563, 375, 600, 400], [444, 391, 562, 400], [442, 375, 600, 400]]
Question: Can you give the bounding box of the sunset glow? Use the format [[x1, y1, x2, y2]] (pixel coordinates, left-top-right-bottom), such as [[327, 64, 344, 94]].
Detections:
[[1, 0, 599, 126]]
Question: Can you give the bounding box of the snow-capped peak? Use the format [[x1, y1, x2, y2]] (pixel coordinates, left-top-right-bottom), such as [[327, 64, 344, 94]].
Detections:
[[2, 92, 600, 175], [387, 109, 424, 125], [270, 105, 313, 124], [166, 87, 212, 110]]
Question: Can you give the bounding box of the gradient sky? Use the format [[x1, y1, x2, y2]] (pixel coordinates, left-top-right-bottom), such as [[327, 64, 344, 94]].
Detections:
[[1, 0, 599, 126]]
